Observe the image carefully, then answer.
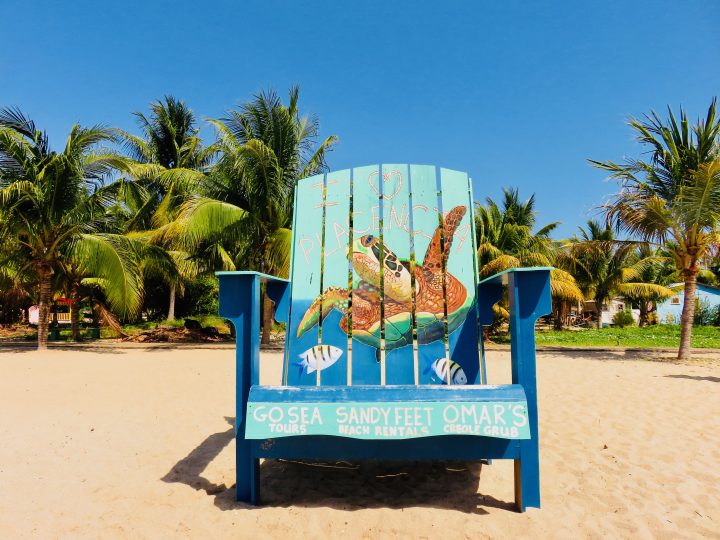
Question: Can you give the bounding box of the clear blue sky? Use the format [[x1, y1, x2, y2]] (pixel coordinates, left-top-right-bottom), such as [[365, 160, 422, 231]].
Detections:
[[2, 1, 718, 238]]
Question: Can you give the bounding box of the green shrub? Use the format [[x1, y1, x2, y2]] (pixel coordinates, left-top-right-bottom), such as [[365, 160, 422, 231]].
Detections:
[[180, 276, 219, 316], [612, 309, 635, 328]]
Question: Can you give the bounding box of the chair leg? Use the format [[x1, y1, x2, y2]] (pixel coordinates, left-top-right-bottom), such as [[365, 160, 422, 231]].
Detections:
[[514, 443, 540, 512], [236, 437, 260, 504]]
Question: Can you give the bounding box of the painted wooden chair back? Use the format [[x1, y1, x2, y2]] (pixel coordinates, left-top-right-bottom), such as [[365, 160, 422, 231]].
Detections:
[[283, 164, 486, 387]]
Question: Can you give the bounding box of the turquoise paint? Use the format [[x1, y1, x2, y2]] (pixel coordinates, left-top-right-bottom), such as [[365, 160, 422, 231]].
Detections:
[[245, 400, 530, 440], [381, 163, 415, 384], [351, 165, 382, 384], [409, 165, 447, 384], [286, 174, 325, 385], [219, 165, 553, 510], [439, 168, 481, 384], [321, 169, 352, 385]]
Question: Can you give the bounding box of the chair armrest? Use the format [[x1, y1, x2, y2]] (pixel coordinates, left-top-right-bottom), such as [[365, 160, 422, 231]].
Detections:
[[477, 267, 553, 325], [477, 266, 552, 388], [216, 271, 289, 320]]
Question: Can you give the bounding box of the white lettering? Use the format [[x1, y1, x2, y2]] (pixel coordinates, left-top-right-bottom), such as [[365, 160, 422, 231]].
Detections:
[[493, 404, 507, 425], [512, 405, 528, 427]]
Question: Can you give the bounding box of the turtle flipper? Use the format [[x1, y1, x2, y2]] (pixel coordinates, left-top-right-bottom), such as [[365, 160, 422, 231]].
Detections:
[[422, 206, 467, 271], [297, 287, 349, 337]]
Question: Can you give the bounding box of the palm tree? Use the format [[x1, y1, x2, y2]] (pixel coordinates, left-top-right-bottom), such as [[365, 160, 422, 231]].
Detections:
[[165, 87, 337, 344], [115, 96, 214, 320], [0, 108, 144, 349], [591, 99, 720, 358], [475, 188, 584, 327], [0, 234, 32, 324], [564, 221, 674, 329], [622, 245, 678, 326]]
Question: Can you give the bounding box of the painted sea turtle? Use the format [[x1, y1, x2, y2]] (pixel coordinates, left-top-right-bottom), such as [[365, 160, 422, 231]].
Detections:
[[297, 205, 472, 353]]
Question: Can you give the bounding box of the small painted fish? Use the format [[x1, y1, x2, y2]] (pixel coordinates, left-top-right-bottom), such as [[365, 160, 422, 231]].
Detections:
[[424, 358, 467, 385], [296, 345, 343, 375]]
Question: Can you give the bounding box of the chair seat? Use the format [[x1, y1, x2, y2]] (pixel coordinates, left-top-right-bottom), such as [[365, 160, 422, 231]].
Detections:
[[246, 384, 530, 440]]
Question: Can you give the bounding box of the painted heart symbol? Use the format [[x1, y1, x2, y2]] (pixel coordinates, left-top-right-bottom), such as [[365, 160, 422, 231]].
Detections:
[[367, 169, 403, 200]]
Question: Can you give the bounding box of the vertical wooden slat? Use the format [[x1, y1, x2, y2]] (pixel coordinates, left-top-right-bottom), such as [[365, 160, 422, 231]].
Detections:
[[285, 174, 325, 386], [381, 164, 415, 384], [439, 168, 481, 384], [319, 169, 352, 386], [281, 183, 300, 378], [409, 165, 448, 384], [350, 165, 382, 384], [467, 177, 488, 384]]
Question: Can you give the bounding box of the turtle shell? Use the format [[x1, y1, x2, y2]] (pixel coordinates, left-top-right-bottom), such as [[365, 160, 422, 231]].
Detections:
[[383, 297, 474, 352]]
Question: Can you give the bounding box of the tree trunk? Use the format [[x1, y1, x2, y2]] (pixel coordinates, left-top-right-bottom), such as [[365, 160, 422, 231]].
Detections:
[[261, 292, 273, 346], [70, 284, 81, 341], [678, 272, 698, 360], [553, 300, 566, 330], [638, 301, 648, 327], [167, 284, 176, 321], [37, 270, 53, 350]]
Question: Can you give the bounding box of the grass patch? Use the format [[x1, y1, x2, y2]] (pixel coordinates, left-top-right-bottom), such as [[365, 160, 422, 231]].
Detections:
[[494, 325, 720, 348]]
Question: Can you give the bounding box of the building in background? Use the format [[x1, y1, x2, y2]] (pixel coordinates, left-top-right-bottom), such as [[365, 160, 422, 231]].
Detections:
[[656, 283, 720, 324]]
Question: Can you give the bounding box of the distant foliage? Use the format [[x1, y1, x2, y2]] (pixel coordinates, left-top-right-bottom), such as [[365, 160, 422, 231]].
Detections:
[[180, 276, 219, 316], [694, 302, 720, 327], [612, 309, 635, 328]]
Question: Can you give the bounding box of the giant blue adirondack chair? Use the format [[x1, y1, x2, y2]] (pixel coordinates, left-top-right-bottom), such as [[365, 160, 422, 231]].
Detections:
[[218, 165, 551, 511]]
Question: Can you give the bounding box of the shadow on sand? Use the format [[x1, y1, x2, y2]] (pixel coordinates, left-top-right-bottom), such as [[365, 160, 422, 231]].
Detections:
[[665, 374, 720, 383], [537, 349, 710, 363], [162, 417, 512, 514], [0, 344, 128, 354]]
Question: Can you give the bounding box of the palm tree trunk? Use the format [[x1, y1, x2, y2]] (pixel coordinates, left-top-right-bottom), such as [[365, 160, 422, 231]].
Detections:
[[37, 270, 53, 350], [168, 285, 176, 321], [261, 293, 273, 346], [70, 284, 81, 341], [678, 272, 698, 360], [553, 300, 566, 330]]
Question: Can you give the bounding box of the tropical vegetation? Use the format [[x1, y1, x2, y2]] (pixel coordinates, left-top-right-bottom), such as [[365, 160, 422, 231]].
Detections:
[[591, 99, 720, 359], [0, 90, 718, 360]]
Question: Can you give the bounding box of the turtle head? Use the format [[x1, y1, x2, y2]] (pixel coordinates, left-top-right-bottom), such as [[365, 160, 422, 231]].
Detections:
[[352, 235, 412, 302], [352, 235, 383, 288]]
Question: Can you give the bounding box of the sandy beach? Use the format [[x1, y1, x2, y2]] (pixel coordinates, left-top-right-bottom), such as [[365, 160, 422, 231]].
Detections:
[[0, 345, 718, 539]]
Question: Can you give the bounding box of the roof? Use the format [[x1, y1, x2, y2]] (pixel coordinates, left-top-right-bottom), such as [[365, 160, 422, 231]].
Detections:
[[667, 283, 720, 294]]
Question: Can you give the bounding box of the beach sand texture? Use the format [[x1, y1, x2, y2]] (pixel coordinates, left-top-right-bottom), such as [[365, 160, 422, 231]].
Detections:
[[0, 346, 718, 539]]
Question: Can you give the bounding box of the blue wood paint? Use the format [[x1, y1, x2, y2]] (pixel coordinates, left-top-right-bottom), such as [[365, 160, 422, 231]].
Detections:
[[351, 165, 382, 384], [250, 384, 527, 402], [439, 168, 481, 385], [217, 165, 553, 511], [246, 399, 530, 440], [252, 435, 521, 461], [381, 164, 415, 385], [320, 169, 352, 385], [286, 174, 325, 386], [409, 165, 447, 385], [508, 268, 551, 510], [466, 178, 488, 384], [217, 272, 261, 503]]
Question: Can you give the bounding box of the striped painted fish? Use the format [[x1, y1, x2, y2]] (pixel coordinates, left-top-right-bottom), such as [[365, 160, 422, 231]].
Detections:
[[295, 345, 343, 375], [424, 358, 467, 385]]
